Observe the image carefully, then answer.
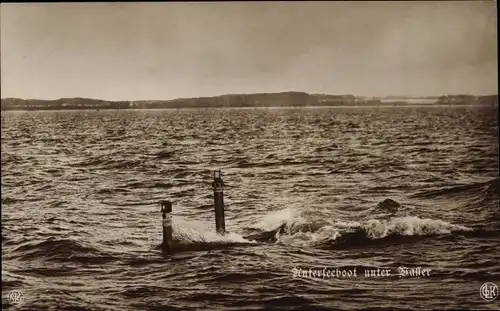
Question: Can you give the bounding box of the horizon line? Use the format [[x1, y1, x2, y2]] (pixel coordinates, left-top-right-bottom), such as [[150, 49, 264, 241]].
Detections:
[[1, 91, 498, 102]]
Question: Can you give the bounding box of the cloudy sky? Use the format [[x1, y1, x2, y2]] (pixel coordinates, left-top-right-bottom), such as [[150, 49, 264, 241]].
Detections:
[[1, 2, 497, 100]]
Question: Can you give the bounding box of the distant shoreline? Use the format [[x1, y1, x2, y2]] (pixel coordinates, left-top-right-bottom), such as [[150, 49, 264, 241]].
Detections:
[[2, 104, 497, 113], [1, 92, 497, 111]]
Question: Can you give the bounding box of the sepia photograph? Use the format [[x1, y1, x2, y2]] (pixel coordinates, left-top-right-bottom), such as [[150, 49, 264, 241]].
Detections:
[[1, 1, 499, 310]]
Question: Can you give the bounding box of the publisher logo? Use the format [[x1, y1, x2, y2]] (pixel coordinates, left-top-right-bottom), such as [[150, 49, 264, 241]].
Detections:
[[480, 282, 498, 302], [7, 290, 24, 305]]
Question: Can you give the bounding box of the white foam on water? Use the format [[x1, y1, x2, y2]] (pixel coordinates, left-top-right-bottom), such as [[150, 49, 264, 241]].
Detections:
[[275, 224, 342, 248], [249, 207, 305, 231], [362, 216, 471, 239], [172, 217, 256, 245], [250, 207, 472, 247]]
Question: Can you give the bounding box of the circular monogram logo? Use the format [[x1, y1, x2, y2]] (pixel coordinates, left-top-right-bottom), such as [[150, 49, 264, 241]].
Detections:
[[480, 282, 498, 302], [7, 290, 24, 305]]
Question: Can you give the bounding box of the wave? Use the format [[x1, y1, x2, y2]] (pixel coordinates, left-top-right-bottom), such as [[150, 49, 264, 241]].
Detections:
[[154, 150, 176, 159], [69, 155, 154, 170], [410, 178, 499, 201], [1, 197, 22, 204], [157, 217, 257, 253], [243, 204, 481, 249], [410, 178, 499, 223], [10, 238, 117, 263]]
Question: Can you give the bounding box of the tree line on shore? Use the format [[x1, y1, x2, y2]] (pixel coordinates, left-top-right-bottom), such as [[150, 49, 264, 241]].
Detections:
[[1, 92, 497, 111]]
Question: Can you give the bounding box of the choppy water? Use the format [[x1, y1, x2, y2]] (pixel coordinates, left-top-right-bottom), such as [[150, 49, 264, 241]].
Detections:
[[2, 106, 499, 311]]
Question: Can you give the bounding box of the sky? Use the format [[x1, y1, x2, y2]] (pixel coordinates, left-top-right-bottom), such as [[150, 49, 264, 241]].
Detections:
[[1, 2, 497, 101]]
